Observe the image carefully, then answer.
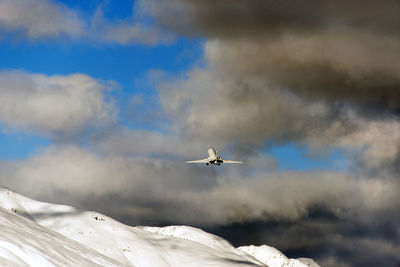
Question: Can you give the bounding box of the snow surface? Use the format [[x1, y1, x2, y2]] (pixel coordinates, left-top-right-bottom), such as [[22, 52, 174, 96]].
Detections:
[[0, 187, 320, 267]]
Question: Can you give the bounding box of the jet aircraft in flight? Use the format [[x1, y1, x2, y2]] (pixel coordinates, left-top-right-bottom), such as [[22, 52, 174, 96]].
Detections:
[[186, 148, 243, 166]]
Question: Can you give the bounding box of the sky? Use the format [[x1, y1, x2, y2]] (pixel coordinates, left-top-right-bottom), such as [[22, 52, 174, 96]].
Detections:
[[0, 0, 400, 266]]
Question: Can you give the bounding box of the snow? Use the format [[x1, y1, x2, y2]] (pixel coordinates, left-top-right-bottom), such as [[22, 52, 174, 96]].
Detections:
[[238, 245, 320, 267], [0, 187, 320, 267], [0, 207, 122, 266]]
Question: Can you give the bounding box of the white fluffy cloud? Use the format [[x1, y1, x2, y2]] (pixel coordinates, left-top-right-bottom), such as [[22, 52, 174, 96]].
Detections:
[[0, 0, 83, 39], [0, 0, 172, 45], [91, 7, 173, 45], [0, 71, 115, 137]]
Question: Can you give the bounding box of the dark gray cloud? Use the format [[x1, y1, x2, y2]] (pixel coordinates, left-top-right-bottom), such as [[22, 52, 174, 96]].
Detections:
[[142, 0, 400, 114], [140, 0, 400, 39], [204, 35, 400, 115], [209, 218, 400, 267]]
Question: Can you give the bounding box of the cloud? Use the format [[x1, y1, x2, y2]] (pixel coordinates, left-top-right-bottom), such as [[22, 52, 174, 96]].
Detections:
[[0, 0, 84, 39], [141, 0, 400, 39], [0, 0, 172, 45], [334, 119, 400, 169], [96, 128, 204, 158], [2, 127, 399, 267], [2, 145, 219, 222], [142, 0, 400, 114], [3, 144, 399, 227], [156, 62, 365, 160], [154, 37, 400, 171], [216, 218, 400, 267], [90, 6, 173, 46], [135, 2, 400, 264], [98, 22, 171, 45], [1, 144, 399, 267], [0, 70, 115, 137], [203, 35, 400, 115]]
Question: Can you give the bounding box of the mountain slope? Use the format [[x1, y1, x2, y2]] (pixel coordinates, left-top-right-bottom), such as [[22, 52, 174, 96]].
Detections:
[[0, 207, 124, 266], [0, 187, 320, 267]]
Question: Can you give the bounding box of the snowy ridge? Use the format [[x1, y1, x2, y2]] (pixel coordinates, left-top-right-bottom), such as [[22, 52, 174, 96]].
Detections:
[[0, 187, 320, 266], [238, 245, 319, 267]]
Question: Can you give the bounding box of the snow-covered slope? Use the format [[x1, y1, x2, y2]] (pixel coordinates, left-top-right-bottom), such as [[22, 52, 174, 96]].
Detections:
[[0, 208, 122, 266], [0, 187, 320, 267], [238, 245, 319, 267]]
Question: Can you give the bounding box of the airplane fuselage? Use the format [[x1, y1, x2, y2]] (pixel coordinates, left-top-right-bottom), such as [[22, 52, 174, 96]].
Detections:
[[207, 148, 223, 165]]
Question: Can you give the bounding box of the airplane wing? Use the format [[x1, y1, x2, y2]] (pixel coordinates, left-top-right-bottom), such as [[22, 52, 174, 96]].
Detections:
[[185, 158, 210, 164], [222, 159, 243, 164]]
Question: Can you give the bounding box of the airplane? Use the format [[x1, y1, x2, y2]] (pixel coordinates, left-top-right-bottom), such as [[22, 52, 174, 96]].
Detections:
[[186, 148, 243, 166]]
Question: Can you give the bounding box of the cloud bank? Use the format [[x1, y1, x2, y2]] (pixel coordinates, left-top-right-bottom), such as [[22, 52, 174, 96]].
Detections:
[[2, 143, 400, 266]]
